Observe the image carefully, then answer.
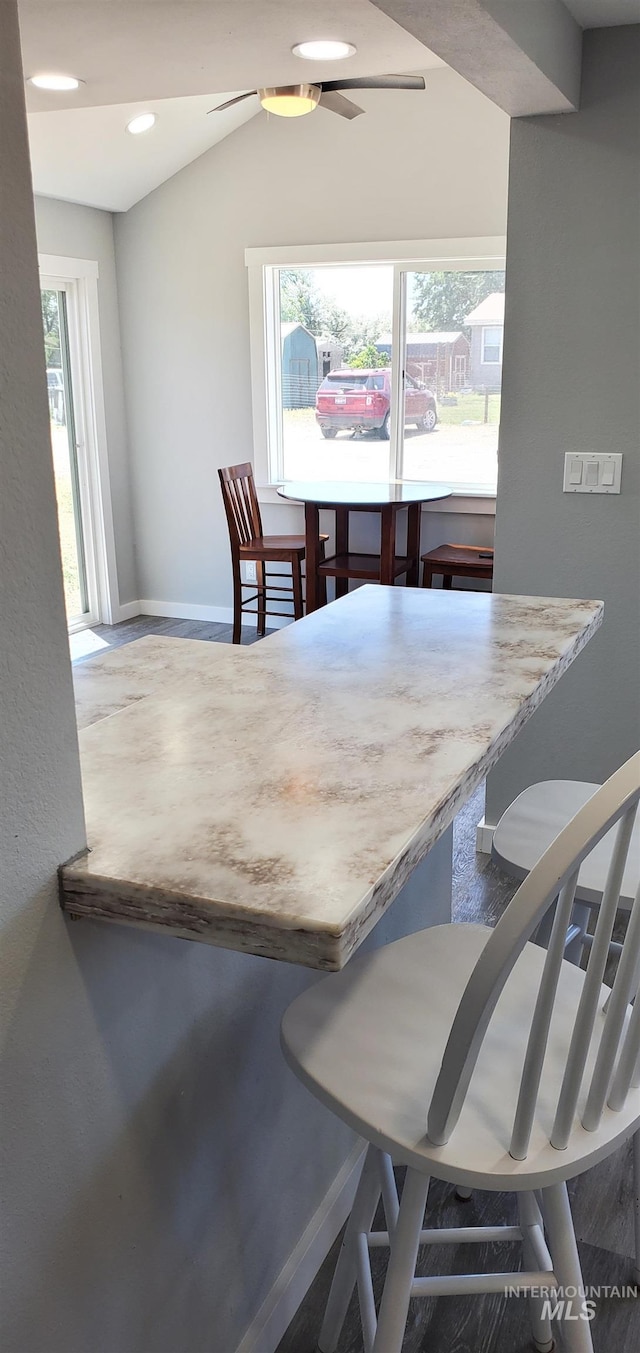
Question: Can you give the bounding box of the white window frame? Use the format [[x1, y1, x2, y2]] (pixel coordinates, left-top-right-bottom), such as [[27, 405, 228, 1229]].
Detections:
[[39, 254, 119, 626], [481, 324, 503, 365], [246, 237, 505, 510]]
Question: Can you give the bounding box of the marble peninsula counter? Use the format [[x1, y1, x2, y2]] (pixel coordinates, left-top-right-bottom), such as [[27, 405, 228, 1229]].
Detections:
[[61, 587, 602, 969]]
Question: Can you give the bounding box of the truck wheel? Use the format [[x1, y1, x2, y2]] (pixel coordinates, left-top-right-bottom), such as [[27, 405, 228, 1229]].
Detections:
[[321, 428, 338, 439], [379, 413, 390, 440]]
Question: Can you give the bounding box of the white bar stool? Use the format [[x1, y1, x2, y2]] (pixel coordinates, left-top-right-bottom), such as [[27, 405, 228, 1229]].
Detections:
[[492, 774, 640, 1288], [281, 755, 640, 1353], [492, 779, 640, 963]]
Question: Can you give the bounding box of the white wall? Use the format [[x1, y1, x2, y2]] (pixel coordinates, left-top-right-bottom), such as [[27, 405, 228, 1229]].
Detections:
[[486, 25, 640, 825], [34, 195, 138, 605], [114, 68, 509, 611]]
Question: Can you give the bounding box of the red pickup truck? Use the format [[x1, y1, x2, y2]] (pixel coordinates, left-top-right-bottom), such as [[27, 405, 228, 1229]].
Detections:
[[315, 368, 437, 440]]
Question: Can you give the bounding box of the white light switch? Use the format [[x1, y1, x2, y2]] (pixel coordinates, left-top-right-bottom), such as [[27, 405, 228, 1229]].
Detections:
[[569, 459, 583, 485], [563, 453, 623, 494], [601, 462, 615, 487]]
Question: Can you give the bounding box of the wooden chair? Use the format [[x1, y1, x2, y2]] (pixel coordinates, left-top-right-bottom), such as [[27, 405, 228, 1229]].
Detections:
[[421, 542, 494, 589], [218, 463, 327, 644], [281, 752, 640, 1353]]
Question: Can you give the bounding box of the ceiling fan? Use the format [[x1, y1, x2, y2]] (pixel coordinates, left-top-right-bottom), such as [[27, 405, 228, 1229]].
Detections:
[[209, 74, 425, 121]]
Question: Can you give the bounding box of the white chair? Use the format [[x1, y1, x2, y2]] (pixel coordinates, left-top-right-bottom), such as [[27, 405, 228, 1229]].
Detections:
[[492, 779, 640, 963], [281, 753, 640, 1353], [492, 774, 640, 1284]]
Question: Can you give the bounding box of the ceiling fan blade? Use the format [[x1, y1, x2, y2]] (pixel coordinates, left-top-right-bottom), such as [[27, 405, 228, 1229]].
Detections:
[[320, 75, 425, 93], [318, 91, 364, 120], [208, 92, 256, 113]]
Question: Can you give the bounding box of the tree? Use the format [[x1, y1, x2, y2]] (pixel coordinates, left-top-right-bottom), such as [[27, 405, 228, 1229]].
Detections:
[[279, 270, 328, 335], [347, 344, 389, 369], [41, 289, 61, 367], [409, 271, 505, 335], [278, 269, 390, 363]]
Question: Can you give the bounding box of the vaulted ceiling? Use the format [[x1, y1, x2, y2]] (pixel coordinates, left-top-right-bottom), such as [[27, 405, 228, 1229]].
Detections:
[[19, 0, 640, 213]]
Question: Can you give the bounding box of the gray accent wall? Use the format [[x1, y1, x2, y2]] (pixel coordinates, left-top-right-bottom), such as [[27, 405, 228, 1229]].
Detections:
[[34, 195, 138, 605], [113, 68, 509, 610], [0, 0, 85, 1338], [486, 26, 640, 825]]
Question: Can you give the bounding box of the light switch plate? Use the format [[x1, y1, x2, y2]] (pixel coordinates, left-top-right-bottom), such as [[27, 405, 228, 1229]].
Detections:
[[563, 452, 622, 494]]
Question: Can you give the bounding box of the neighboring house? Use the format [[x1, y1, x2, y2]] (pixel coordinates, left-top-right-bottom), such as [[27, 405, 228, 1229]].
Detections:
[[281, 321, 319, 408], [464, 291, 505, 389], [315, 335, 343, 381], [375, 331, 470, 393]]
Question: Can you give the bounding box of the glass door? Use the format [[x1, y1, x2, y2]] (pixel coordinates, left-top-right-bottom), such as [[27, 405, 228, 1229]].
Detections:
[[41, 281, 99, 629]]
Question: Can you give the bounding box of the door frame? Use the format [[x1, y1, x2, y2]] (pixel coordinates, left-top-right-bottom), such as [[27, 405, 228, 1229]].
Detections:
[[40, 254, 119, 626]]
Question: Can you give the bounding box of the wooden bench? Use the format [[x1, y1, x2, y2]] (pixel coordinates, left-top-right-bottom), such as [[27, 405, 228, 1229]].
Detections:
[[420, 543, 494, 590]]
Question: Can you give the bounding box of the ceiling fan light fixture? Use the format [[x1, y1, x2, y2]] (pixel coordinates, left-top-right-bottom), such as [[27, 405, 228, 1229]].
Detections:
[[292, 40, 356, 61], [259, 85, 320, 117], [29, 73, 83, 91]]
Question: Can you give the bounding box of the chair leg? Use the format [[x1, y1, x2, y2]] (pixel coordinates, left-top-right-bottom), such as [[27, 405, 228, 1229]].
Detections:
[[232, 560, 242, 645], [633, 1129, 640, 1284], [318, 1145, 382, 1353], [256, 561, 266, 637], [518, 1192, 554, 1352], [566, 901, 590, 966], [318, 539, 327, 607], [292, 556, 304, 620], [372, 1168, 430, 1353], [541, 1182, 594, 1352]]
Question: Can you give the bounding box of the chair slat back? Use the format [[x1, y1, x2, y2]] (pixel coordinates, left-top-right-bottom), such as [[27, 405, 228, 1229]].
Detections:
[[218, 462, 263, 550], [551, 806, 639, 1147], [427, 752, 640, 1156]]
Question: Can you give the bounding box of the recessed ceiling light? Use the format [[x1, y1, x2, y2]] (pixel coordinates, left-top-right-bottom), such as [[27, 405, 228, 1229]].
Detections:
[[126, 113, 157, 135], [28, 73, 83, 91], [292, 41, 357, 61]]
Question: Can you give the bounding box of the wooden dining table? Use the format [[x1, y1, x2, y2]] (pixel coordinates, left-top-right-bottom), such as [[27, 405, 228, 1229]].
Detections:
[[277, 479, 452, 612]]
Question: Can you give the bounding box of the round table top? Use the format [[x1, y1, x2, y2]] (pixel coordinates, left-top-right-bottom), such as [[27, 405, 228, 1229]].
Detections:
[[278, 480, 452, 508]]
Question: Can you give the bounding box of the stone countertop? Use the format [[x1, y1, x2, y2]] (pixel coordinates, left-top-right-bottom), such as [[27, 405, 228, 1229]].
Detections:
[[72, 634, 249, 729], [61, 588, 603, 969]]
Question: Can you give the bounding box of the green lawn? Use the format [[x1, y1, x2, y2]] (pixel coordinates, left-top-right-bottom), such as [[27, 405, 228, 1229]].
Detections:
[[50, 424, 83, 619], [436, 391, 501, 426]]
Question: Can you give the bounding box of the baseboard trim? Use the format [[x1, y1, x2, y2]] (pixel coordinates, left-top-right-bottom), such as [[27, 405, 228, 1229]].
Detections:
[[235, 1142, 366, 1353], [476, 816, 496, 854], [139, 599, 296, 630], [112, 600, 294, 630], [111, 599, 144, 622]]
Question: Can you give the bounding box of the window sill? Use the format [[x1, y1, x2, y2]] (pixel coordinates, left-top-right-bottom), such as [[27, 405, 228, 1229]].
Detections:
[[257, 484, 497, 515]]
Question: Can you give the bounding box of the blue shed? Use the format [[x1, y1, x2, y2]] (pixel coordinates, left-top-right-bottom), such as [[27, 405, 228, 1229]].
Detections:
[[281, 322, 320, 408]]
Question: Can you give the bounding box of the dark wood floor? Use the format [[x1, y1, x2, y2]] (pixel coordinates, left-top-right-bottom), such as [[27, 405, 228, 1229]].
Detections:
[[72, 617, 639, 1351], [70, 613, 268, 663]]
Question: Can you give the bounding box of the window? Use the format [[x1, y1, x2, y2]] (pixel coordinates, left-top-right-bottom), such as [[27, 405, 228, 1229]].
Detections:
[[278, 264, 394, 483], [247, 239, 505, 497], [482, 325, 502, 364]]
